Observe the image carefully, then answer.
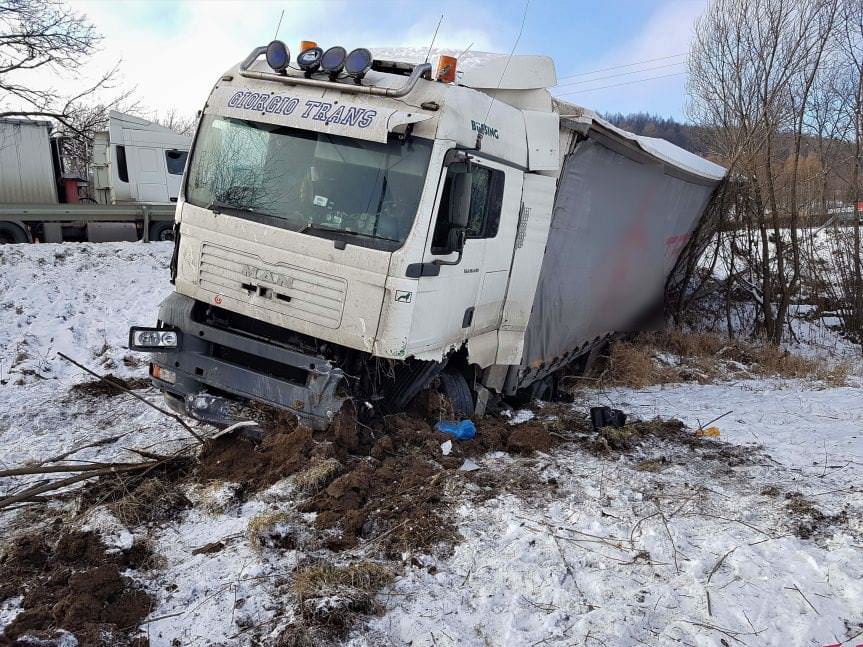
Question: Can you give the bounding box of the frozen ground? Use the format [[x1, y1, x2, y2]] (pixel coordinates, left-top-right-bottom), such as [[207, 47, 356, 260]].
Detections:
[[1, 243, 861, 647]]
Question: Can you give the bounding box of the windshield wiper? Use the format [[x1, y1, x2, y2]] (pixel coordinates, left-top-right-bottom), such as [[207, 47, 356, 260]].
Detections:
[[298, 223, 398, 244]]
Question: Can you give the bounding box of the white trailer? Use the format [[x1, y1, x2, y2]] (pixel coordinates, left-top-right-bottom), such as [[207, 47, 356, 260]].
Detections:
[[130, 42, 725, 427], [0, 112, 191, 243]]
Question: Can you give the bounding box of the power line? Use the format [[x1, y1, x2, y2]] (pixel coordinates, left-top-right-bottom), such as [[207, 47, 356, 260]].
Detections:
[[484, 0, 530, 123], [555, 71, 687, 96], [557, 52, 687, 81], [555, 60, 686, 88]]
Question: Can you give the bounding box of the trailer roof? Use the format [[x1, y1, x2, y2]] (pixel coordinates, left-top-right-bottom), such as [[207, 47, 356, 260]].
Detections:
[[554, 99, 726, 182]]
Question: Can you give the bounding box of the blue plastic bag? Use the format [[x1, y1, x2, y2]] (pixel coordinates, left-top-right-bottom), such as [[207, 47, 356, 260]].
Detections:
[[435, 419, 476, 440]]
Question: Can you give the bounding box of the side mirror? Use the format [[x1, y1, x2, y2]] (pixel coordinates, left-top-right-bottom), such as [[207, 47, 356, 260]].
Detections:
[[448, 171, 472, 230]]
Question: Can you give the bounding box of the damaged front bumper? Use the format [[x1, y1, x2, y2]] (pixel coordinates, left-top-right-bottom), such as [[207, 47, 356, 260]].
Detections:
[[131, 293, 345, 430]]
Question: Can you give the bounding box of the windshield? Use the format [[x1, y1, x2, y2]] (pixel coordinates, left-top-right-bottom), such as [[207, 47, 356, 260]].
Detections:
[[185, 115, 433, 250]]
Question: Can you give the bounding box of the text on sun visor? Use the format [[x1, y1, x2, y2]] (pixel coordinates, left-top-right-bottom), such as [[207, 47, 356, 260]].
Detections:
[[227, 89, 378, 128]]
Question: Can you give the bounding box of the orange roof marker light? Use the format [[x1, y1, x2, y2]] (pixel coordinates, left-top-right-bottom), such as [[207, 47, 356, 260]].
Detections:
[[300, 40, 317, 52], [436, 55, 457, 83]]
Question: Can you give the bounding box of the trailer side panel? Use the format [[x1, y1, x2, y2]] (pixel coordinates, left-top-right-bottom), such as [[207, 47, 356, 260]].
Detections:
[[518, 134, 718, 383]]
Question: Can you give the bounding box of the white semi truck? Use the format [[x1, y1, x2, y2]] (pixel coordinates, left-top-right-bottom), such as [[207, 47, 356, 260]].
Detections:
[[0, 112, 190, 243], [129, 41, 725, 428]]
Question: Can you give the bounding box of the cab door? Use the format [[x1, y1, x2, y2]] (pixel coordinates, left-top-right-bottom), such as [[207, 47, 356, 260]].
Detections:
[[410, 155, 522, 355]]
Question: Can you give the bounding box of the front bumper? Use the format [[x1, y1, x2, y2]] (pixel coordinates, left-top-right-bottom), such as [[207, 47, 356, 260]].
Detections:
[[135, 293, 344, 430]]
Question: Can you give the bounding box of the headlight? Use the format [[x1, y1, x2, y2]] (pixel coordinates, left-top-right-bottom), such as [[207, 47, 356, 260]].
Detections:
[[129, 327, 179, 350]]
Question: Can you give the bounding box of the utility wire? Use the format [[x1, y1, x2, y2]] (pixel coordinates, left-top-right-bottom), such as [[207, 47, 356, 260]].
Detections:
[[557, 52, 687, 81], [555, 71, 687, 96], [483, 0, 530, 124], [555, 60, 686, 88]]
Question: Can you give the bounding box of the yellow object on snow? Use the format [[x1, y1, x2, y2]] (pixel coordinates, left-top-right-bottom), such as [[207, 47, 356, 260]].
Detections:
[[695, 426, 721, 437]]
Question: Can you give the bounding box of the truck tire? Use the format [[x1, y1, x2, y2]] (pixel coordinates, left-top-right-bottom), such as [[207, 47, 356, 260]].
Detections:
[[0, 222, 30, 244], [149, 221, 175, 242], [439, 369, 474, 418]]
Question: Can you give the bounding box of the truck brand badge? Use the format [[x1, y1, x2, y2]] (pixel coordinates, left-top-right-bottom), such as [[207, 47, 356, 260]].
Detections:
[[241, 264, 294, 290], [394, 290, 412, 303], [227, 89, 377, 129], [470, 120, 499, 139]]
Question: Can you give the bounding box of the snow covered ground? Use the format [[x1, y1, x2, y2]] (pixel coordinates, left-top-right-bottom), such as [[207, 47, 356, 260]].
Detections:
[[1, 242, 861, 647], [356, 383, 863, 647]]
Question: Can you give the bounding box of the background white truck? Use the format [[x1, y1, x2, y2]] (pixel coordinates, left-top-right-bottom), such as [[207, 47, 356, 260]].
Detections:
[[0, 111, 190, 243], [129, 42, 726, 427]]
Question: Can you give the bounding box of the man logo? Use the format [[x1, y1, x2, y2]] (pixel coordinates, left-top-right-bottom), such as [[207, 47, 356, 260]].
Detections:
[[395, 290, 412, 303]]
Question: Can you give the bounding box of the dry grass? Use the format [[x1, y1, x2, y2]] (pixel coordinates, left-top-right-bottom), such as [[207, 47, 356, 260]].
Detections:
[[106, 476, 189, 527], [293, 458, 343, 493], [291, 561, 393, 632], [595, 329, 850, 388], [247, 511, 297, 551]]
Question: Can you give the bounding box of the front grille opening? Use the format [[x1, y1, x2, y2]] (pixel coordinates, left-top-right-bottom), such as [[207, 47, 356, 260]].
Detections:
[[212, 344, 309, 385], [276, 292, 292, 303]]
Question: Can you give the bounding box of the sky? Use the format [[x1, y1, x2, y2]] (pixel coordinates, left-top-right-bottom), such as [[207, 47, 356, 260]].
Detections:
[[57, 0, 709, 122]]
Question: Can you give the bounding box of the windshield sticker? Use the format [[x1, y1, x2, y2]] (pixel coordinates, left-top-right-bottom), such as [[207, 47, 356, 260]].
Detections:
[[227, 89, 377, 128]]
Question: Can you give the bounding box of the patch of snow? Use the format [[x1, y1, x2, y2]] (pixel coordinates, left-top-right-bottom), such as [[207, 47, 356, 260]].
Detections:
[[508, 409, 535, 425], [80, 507, 134, 552], [0, 596, 23, 634]]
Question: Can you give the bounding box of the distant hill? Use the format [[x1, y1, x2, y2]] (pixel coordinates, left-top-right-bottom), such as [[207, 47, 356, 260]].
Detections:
[[603, 112, 710, 157]]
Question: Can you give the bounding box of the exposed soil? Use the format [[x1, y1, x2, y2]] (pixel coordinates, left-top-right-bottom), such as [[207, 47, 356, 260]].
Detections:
[[784, 492, 849, 539], [0, 530, 152, 646], [67, 375, 151, 398]]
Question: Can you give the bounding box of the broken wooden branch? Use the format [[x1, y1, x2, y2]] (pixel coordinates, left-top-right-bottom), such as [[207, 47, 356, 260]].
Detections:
[[0, 462, 158, 511]]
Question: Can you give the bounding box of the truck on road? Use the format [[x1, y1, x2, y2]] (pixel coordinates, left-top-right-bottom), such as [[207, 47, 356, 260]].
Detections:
[[0, 112, 191, 244], [130, 42, 725, 428]]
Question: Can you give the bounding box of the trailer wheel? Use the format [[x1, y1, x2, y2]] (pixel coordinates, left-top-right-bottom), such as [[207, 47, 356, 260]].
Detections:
[[149, 221, 175, 242], [439, 369, 474, 418], [0, 222, 30, 244]]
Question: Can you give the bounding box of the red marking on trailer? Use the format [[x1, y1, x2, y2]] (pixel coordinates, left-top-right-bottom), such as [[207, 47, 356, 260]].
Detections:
[[665, 232, 691, 256], [214, 295, 222, 305]]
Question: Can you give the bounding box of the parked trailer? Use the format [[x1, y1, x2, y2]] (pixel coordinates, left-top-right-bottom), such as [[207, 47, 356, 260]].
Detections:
[[130, 42, 725, 428], [0, 112, 190, 244]]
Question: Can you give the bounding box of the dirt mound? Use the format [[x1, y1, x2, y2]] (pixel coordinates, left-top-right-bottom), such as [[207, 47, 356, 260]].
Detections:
[[68, 375, 151, 398], [0, 530, 152, 646], [196, 422, 315, 493]]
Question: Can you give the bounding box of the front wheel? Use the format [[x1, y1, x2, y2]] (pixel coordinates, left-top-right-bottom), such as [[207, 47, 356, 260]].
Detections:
[[148, 221, 175, 242], [439, 368, 474, 419]]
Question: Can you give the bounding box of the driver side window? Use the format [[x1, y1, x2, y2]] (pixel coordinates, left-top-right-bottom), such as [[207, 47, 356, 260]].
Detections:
[[431, 163, 504, 251]]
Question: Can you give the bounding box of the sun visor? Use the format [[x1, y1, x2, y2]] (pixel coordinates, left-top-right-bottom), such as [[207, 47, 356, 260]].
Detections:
[[208, 84, 429, 143]]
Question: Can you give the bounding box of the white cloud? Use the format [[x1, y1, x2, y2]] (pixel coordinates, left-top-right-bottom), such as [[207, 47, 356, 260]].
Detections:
[[4, 1, 496, 120], [554, 0, 708, 118]]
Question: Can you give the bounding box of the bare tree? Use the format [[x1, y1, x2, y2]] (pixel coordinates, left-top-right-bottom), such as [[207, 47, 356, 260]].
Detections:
[[687, 0, 855, 346], [154, 109, 197, 137], [0, 0, 136, 174]]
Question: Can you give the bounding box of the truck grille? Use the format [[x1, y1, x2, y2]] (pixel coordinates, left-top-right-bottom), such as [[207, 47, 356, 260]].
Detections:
[[198, 243, 346, 328]]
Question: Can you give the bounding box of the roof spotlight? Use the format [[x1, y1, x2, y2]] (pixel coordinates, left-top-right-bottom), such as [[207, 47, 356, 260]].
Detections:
[[265, 40, 290, 73], [321, 46, 347, 80], [345, 48, 373, 83], [297, 46, 323, 77]]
